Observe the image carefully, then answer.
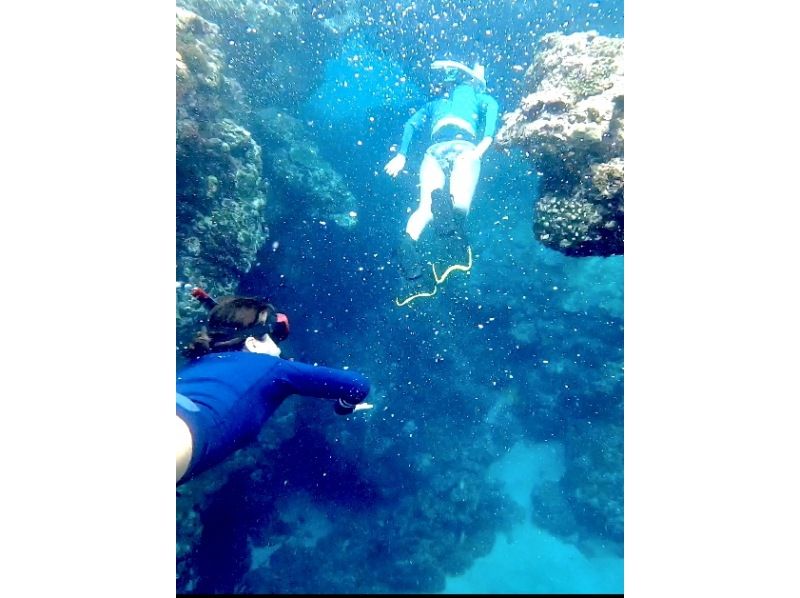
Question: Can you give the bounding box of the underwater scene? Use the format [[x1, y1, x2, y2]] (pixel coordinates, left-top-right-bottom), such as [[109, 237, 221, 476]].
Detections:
[[176, 0, 623, 594]]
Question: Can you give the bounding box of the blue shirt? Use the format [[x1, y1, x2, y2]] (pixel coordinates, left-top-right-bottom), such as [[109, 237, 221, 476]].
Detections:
[[176, 351, 370, 483], [399, 84, 500, 155]]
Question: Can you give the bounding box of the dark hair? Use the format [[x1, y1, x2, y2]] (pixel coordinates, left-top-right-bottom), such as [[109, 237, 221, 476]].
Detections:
[[185, 296, 273, 359]]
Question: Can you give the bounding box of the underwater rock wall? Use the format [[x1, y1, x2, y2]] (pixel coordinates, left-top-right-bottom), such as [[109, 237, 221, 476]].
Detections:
[[176, 390, 523, 594], [175, 8, 365, 588], [531, 418, 623, 547], [177, 0, 350, 108], [249, 107, 359, 228], [466, 222, 624, 551], [233, 433, 522, 593], [497, 31, 624, 257], [176, 7, 269, 352]]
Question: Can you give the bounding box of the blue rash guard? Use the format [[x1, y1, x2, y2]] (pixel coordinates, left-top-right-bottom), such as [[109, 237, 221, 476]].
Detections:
[[398, 83, 500, 155], [176, 351, 370, 484]]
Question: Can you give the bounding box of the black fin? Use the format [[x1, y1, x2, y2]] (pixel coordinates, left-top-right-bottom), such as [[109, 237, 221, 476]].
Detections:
[[431, 189, 459, 237], [396, 235, 424, 279]]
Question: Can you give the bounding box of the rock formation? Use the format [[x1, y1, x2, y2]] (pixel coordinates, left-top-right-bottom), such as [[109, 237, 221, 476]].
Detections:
[[497, 31, 624, 256]]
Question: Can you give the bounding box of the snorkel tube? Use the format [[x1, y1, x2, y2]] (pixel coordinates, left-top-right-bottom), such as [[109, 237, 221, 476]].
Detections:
[[430, 59, 487, 90], [191, 287, 218, 310]]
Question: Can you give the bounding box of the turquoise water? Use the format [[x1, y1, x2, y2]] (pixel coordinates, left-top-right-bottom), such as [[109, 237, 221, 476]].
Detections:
[[176, 0, 624, 593]]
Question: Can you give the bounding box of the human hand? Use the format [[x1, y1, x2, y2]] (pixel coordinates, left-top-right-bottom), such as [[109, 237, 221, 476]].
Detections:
[[384, 154, 407, 177]]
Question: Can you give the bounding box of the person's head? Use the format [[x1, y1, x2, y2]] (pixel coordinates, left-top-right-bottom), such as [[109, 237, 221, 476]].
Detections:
[[185, 295, 290, 359], [431, 59, 487, 94]]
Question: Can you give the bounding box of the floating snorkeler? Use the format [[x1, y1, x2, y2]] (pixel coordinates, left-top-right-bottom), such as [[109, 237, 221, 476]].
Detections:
[[384, 59, 499, 307]]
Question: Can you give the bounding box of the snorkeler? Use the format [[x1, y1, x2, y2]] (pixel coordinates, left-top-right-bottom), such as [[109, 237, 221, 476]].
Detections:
[[384, 59, 499, 306], [176, 288, 373, 485]]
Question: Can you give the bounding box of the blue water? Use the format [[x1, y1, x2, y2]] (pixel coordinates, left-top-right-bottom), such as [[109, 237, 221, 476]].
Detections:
[[177, 0, 624, 594]]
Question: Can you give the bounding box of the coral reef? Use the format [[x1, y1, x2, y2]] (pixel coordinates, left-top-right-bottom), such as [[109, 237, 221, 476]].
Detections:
[[177, 0, 350, 108], [177, 408, 300, 591], [248, 107, 359, 228], [235, 474, 519, 594], [459, 215, 624, 552], [176, 395, 523, 594], [531, 418, 623, 549], [497, 31, 624, 256], [176, 7, 269, 353]]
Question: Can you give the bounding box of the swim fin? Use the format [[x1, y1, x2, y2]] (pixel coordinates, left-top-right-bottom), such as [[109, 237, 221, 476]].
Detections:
[[431, 189, 466, 239], [396, 234, 424, 280]]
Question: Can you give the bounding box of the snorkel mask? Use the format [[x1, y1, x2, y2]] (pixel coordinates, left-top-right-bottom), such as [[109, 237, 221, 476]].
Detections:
[[237, 309, 290, 343], [191, 287, 290, 343], [431, 59, 487, 90]]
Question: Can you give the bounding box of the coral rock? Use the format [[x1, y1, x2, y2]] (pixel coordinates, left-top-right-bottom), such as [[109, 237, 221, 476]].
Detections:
[[498, 31, 624, 256], [176, 8, 269, 355]]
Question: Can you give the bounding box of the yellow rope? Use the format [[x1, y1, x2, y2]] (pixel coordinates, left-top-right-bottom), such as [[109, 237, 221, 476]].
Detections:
[[432, 245, 473, 284], [394, 246, 474, 308], [394, 284, 438, 307]]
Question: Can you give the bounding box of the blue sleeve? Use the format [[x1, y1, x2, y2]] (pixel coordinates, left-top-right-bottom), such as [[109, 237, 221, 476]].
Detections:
[[480, 94, 499, 138], [177, 355, 371, 484], [276, 359, 371, 405], [398, 103, 431, 155]]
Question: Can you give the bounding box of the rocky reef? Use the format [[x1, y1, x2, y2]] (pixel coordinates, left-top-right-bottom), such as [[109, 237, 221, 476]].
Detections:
[[464, 221, 624, 553], [248, 107, 359, 228], [497, 31, 624, 257], [176, 394, 523, 594], [176, 407, 301, 592], [234, 458, 521, 594], [177, 0, 353, 108], [176, 6, 270, 353], [531, 418, 623, 549]]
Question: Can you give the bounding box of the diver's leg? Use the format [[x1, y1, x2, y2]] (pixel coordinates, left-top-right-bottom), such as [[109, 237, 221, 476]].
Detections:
[[449, 151, 481, 215], [395, 153, 444, 296], [405, 152, 445, 241], [431, 186, 457, 236], [398, 152, 444, 278], [446, 151, 481, 241]]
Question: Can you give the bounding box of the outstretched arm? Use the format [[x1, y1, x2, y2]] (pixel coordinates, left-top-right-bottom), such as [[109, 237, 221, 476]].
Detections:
[[385, 105, 430, 177], [279, 359, 372, 414], [474, 94, 500, 159], [176, 355, 372, 485]]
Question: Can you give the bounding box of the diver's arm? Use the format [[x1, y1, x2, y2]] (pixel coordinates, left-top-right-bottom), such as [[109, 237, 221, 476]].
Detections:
[[398, 106, 429, 156], [473, 94, 500, 159], [397, 122, 416, 157], [385, 103, 432, 176], [386, 104, 435, 176], [473, 136, 493, 158], [279, 359, 372, 415]]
